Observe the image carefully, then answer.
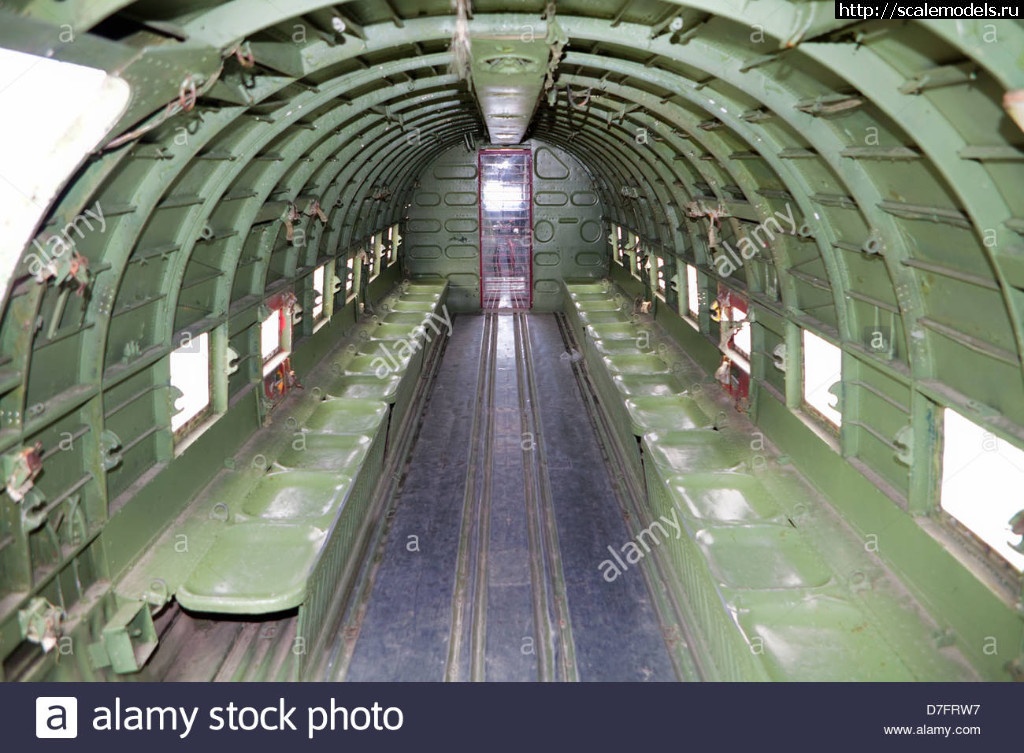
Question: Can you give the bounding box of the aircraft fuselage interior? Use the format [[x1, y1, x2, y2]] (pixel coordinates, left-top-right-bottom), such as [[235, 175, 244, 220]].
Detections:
[[0, 0, 1022, 683]]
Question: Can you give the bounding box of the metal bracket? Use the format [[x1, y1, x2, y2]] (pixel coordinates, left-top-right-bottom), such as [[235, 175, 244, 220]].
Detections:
[[20, 487, 48, 532], [168, 385, 185, 419], [100, 430, 123, 471], [1008, 510, 1024, 554], [827, 381, 843, 412], [122, 339, 142, 363], [893, 425, 913, 466], [18, 597, 64, 653], [772, 343, 788, 372], [2, 443, 43, 503], [87, 600, 158, 674], [304, 199, 327, 222], [225, 345, 240, 376]]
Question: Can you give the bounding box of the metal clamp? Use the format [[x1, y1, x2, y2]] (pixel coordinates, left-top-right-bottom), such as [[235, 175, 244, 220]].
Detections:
[[100, 430, 123, 471], [18, 597, 64, 652]]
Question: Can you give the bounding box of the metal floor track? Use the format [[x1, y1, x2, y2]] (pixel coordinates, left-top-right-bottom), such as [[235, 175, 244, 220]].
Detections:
[[332, 312, 680, 682]]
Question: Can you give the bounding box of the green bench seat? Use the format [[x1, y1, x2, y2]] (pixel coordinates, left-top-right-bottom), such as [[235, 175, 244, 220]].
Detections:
[[623, 395, 710, 435], [574, 297, 623, 312], [177, 394, 390, 617], [585, 321, 647, 340], [562, 278, 979, 681], [330, 374, 403, 402], [565, 281, 611, 296], [304, 397, 388, 434], [602, 353, 671, 375], [611, 373, 685, 396], [579, 309, 631, 327], [643, 430, 743, 474], [177, 523, 330, 615], [661, 472, 779, 523]]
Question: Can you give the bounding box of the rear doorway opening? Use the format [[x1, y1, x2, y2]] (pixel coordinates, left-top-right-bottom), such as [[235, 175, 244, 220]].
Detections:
[[479, 148, 532, 310]]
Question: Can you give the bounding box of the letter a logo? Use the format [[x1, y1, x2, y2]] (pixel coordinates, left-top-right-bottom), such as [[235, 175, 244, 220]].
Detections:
[[36, 697, 78, 738]]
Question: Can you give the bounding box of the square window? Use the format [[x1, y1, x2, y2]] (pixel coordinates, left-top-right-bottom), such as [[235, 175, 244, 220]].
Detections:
[[941, 408, 1024, 572], [386, 225, 397, 266], [686, 264, 700, 318], [729, 309, 751, 363], [312, 265, 325, 321], [732, 323, 751, 358], [169, 332, 210, 434], [716, 288, 751, 372], [802, 330, 842, 426], [261, 309, 282, 361], [345, 256, 356, 302], [369, 236, 380, 281]]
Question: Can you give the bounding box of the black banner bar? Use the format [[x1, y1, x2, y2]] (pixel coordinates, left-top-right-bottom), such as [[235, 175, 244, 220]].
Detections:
[[5, 682, 1021, 751]]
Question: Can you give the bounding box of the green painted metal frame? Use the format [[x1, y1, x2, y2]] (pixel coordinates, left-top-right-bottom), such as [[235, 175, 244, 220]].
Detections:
[[1, 0, 1022, 680]]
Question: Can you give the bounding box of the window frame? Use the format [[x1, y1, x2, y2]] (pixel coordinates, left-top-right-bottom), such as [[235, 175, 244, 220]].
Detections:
[[718, 287, 751, 371], [939, 407, 1024, 574], [345, 254, 357, 303], [684, 263, 701, 329], [311, 264, 326, 323], [654, 255, 666, 300], [260, 303, 291, 377], [169, 330, 213, 441], [801, 328, 843, 429], [368, 235, 381, 282]]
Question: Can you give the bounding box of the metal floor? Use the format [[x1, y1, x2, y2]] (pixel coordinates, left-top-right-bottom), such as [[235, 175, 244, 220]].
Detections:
[[331, 313, 676, 681]]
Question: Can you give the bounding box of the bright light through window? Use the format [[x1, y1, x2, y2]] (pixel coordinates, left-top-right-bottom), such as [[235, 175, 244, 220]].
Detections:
[[169, 333, 210, 433], [802, 330, 842, 426], [482, 182, 526, 211], [731, 311, 751, 359], [389, 224, 400, 266], [261, 309, 282, 361], [312, 265, 325, 320], [0, 50, 130, 298], [655, 256, 666, 296], [941, 409, 1024, 572], [686, 265, 699, 318], [346, 256, 355, 301], [368, 237, 379, 282]]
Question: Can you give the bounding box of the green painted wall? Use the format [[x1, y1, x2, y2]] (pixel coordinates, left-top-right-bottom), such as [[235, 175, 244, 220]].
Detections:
[[0, 266, 399, 678], [611, 261, 1023, 680], [404, 140, 606, 311]]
